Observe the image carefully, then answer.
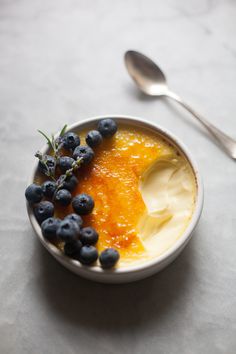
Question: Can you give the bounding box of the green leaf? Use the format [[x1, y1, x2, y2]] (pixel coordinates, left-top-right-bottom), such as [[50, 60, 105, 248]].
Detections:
[[38, 130, 54, 151], [51, 133, 56, 150], [59, 124, 67, 137]]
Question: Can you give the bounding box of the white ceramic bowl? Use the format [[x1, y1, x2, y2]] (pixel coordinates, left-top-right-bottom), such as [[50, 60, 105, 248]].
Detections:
[[27, 115, 204, 283]]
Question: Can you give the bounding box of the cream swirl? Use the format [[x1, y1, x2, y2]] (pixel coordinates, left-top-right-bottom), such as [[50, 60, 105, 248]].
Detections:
[[138, 155, 196, 258]]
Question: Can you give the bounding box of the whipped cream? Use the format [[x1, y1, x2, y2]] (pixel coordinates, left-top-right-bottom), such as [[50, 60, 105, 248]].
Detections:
[[138, 155, 196, 259]]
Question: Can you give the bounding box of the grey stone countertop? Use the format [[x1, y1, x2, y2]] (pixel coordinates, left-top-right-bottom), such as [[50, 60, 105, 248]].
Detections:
[[0, 0, 236, 353]]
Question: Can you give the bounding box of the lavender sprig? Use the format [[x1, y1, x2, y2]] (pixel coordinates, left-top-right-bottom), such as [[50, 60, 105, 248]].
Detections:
[[37, 124, 67, 160], [35, 151, 56, 181], [55, 157, 83, 191], [35, 125, 83, 199]]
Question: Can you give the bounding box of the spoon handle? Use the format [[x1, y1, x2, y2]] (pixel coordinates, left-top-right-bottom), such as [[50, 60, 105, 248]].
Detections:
[[166, 91, 236, 159]]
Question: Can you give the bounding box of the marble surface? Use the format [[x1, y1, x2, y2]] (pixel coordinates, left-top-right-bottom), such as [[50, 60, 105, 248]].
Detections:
[[0, 0, 236, 353]]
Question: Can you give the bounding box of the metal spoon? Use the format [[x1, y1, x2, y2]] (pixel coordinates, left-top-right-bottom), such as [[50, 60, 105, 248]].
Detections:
[[124, 50, 236, 159]]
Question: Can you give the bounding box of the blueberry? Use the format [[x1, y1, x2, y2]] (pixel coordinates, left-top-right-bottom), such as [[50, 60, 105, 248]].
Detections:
[[85, 130, 103, 148], [41, 217, 61, 241], [58, 156, 75, 173], [41, 180, 57, 198], [78, 245, 98, 265], [34, 201, 54, 224], [97, 118, 117, 138], [55, 189, 72, 206], [62, 132, 80, 150], [80, 227, 98, 245], [56, 219, 80, 242], [61, 175, 78, 192], [25, 183, 43, 203], [99, 248, 120, 269], [73, 145, 94, 165], [72, 194, 94, 215], [38, 155, 56, 175], [65, 213, 83, 228], [64, 240, 82, 257]]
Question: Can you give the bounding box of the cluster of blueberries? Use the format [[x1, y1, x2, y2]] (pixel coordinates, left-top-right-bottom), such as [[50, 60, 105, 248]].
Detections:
[[25, 118, 119, 269]]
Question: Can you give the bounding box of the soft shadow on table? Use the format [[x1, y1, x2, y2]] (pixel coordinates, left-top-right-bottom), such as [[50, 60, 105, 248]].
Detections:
[[124, 84, 158, 103], [35, 228, 199, 332]]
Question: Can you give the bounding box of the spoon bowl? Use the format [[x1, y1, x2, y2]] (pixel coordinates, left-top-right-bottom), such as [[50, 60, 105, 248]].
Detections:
[[125, 50, 168, 96]]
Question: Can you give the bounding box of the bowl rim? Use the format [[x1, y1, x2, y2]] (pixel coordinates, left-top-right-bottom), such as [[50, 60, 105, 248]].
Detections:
[[27, 115, 204, 277]]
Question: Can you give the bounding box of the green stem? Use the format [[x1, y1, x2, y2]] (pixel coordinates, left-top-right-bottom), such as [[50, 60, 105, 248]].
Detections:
[[51, 157, 83, 201]]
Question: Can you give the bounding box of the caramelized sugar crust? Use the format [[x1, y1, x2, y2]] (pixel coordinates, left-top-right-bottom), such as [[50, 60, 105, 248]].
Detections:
[[35, 125, 178, 261], [73, 127, 175, 259]]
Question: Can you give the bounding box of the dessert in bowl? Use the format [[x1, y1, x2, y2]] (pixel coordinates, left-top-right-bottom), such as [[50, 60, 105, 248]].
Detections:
[[26, 115, 203, 283]]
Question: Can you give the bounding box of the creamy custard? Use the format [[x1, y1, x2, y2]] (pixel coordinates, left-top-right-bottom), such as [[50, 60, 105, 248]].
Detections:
[[54, 125, 196, 267]]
